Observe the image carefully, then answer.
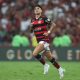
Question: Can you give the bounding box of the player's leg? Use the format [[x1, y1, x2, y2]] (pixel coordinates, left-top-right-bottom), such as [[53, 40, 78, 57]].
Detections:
[[42, 51, 50, 74], [43, 42, 65, 79], [33, 43, 45, 65], [45, 51, 60, 69], [45, 51, 65, 79], [43, 42, 60, 68]]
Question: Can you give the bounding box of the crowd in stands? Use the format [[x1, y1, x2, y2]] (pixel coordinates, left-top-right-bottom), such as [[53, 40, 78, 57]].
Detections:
[[0, 0, 80, 47]]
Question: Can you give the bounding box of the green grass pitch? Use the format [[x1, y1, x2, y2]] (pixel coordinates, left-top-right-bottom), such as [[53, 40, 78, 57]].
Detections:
[[0, 61, 80, 80]]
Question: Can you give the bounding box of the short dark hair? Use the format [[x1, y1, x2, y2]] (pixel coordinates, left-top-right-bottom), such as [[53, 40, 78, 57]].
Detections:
[[34, 5, 43, 10]]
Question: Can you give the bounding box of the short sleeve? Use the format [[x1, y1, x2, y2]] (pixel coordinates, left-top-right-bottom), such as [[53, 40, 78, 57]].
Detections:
[[44, 17, 51, 24], [43, 17, 51, 29]]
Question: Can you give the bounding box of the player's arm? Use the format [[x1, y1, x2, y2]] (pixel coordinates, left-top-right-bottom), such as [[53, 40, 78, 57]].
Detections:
[[48, 22, 56, 34], [43, 17, 56, 36]]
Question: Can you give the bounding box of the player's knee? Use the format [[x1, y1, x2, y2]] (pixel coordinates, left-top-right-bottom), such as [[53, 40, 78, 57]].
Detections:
[[48, 57, 52, 60], [47, 55, 52, 60], [32, 52, 38, 57], [33, 53, 42, 60]]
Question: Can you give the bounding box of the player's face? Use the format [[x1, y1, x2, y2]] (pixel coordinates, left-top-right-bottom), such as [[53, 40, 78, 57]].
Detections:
[[34, 7, 42, 15]]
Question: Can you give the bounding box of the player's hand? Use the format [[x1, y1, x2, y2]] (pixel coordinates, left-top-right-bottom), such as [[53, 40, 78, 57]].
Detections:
[[43, 32, 50, 36]]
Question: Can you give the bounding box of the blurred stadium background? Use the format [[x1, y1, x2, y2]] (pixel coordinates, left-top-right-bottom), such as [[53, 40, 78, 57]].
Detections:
[[0, 0, 80, 80]]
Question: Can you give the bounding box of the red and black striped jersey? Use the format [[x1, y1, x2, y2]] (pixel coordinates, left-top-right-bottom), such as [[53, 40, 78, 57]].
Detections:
[[31, 16, 51, 43]]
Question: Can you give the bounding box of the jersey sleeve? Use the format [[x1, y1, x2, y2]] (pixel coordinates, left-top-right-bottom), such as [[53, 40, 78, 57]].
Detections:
[[44, 17, 51, 29], [44, 17, 51, 25]]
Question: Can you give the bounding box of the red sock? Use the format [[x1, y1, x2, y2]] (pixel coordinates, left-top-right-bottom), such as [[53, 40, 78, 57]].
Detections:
[[50, 58, 60, 69], [53, 61, 60, 69], [39, 58, 45, 65]]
